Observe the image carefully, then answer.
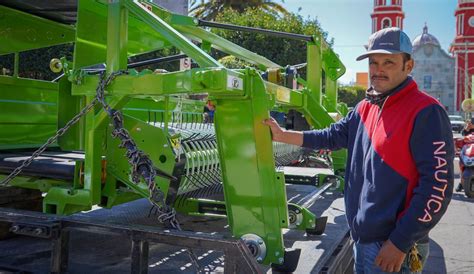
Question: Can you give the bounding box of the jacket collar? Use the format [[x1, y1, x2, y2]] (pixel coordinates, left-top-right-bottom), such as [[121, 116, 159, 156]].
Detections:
[[365, 76, 416, 108]]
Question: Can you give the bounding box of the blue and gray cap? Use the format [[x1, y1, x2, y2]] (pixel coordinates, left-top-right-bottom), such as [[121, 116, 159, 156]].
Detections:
[[356, 27, 412, 61]]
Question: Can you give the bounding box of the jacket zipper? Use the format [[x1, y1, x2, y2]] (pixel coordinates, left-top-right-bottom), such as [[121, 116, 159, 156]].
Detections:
[[363, 96, 390, 170], [357, 96, 391, 225], [372, 96, 390, 140]]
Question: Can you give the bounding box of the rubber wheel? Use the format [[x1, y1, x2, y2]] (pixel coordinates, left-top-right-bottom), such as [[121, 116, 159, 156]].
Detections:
[[464, 179, 474, 198]]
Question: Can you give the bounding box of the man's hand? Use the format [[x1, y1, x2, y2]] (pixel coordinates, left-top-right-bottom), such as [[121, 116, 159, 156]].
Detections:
[[374, 240, 406, 272], [263, 118, 285, 142], [263, 117, 304, 146]]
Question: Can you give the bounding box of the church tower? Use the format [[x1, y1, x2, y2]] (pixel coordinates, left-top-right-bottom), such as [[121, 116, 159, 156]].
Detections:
[[371, 0, 405, 33], [451, 0, 474, 111]]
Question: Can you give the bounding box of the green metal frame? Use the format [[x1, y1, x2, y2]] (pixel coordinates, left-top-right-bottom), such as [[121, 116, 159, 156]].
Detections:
[[0, 76, 58, 149], [0, 5, 75, 55], [0, 0, 348, 267]]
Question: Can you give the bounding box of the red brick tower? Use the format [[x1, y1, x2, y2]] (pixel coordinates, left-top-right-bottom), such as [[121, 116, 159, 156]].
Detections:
[[451, 0, 474, 111], [371, 0, 405, 33]]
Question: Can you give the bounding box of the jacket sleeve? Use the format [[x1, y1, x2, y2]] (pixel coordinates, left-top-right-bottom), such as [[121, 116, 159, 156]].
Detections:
[[389, 104, 454, 253], [301, 107, 356, 150]]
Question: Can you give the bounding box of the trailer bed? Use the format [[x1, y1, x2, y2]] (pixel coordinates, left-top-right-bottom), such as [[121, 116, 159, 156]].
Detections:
[[0, 180, 351, 273]]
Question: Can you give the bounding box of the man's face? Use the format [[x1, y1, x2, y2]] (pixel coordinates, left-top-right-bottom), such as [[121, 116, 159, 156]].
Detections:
[[368, 53, 414, 93]]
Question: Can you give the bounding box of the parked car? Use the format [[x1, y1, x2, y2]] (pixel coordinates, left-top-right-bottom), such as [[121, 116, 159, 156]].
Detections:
[[449, 115, 465, 133]]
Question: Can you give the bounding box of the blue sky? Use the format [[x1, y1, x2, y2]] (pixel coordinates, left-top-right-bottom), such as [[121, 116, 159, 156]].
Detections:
[[281, 0, 458, 85]]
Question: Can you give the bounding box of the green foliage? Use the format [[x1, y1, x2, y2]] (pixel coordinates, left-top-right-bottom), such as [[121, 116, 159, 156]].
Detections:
[[218, 55, 255, 69], [190, 0, 288, 21], [0, 45, 182, 81], [0, 5, 333, 82], [210, 8, 333, 78], [338, 85, 366, 107], [0, 44, 74, 80]]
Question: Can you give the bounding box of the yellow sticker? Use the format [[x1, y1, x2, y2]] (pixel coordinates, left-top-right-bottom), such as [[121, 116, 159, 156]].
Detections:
[[276, 87, 290, 103], [170, 137, 181, 149]]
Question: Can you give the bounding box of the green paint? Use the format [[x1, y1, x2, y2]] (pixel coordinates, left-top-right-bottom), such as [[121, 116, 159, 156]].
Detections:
[[0, 0, 349, 266]]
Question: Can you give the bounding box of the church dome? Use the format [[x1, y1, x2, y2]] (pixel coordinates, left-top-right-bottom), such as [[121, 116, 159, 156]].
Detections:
[[412, 24, 440, 52]]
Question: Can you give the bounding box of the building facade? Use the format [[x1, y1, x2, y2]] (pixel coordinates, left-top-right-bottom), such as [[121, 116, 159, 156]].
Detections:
[[412, 25, 455, 112], [356, 72, 369, 89], [371, 0, 405, 33], [451, 0, 474, 111], [368, 1, 456, 112]]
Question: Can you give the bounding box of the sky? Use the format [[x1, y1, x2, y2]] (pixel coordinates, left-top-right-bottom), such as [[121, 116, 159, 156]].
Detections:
[[280, 0, 458, 84]]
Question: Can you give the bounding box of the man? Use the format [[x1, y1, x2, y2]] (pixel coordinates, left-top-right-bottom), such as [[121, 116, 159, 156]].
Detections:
[[264, 27, 454, 273], [203, 100, 215, 123], [456, 119, 474, 192], [461, 119, 474, 136]]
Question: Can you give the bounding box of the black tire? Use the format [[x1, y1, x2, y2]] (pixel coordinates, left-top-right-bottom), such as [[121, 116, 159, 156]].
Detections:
[[464, 178, 474, 198]]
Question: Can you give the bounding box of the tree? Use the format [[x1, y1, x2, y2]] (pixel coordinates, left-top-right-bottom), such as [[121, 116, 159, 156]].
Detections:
[[189, 0, 288, 21], [209, 8, 333, 79], [0, 44, 73, 80], [337, 85, 366, 107], [218, 55, 254, 69]]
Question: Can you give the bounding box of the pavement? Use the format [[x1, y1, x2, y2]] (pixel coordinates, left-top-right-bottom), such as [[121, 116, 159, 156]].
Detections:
[[0, 161, 472, 273], [422, 176, 474, 273]]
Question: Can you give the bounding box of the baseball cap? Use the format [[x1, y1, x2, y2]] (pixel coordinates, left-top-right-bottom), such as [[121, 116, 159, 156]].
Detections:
[[356, 27, 412, 61]]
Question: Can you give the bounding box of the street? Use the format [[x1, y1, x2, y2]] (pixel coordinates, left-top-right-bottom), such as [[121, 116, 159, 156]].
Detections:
[[423, 176, 474, 273]]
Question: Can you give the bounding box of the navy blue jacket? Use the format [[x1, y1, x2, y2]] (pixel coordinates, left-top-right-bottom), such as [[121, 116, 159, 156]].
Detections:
[[303, 78, 454, 252]]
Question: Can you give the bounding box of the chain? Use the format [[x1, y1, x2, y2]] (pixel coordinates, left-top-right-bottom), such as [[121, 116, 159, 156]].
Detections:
[[96, 71, 202, 273], [97, 72, 176, 216], [95, 70, 183, 228], [0, 70, 202, 272], [0, 98, 98, 186]]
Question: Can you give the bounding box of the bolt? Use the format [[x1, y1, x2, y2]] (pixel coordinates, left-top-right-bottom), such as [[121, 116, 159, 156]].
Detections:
[[10, 225, 20, 233], [34, 228, 44, 236], [278, 257, 284, 264], [258, 239, 263, 245], [275, 251, 280, 256], [256, 258, 263, 263], [136, 127, 141, 132]]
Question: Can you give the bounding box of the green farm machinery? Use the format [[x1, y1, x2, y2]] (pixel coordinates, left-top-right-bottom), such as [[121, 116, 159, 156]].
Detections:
[[0, 0, 347, 272]]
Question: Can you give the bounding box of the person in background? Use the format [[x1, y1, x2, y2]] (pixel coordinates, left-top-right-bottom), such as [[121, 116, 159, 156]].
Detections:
[[203, 100, 215, 123], [456, 118, 474, 192], [461, 119, 474, 136]]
